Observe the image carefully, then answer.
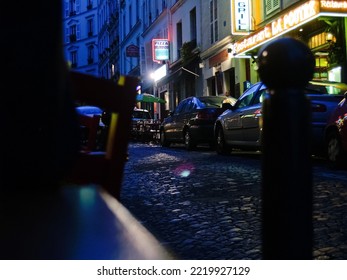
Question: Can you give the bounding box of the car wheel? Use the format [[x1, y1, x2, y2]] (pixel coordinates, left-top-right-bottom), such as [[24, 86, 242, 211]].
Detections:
[[160, 130, 170, 147], [184, 129, 196, 150], [216, 127, 230, 155], [327, 130, 345, 168]]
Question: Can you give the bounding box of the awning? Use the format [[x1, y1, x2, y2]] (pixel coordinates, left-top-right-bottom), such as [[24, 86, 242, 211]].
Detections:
[[136, 93, 166, 104], [156, 67, 183, 86], [156, 66, 199, 86]]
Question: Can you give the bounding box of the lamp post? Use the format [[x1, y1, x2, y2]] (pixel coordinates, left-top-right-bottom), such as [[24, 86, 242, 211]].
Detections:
[[151, 64, 167, 120]]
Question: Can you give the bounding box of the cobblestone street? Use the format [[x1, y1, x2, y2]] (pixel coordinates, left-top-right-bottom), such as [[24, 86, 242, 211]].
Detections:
[[121, 142, 347, 260]]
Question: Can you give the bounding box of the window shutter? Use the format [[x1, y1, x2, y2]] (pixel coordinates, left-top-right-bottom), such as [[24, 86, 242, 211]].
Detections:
[[76, 0, 80, 13], [265, 0, 280, 15], [64, 1, 69, 17], [65, 27, 69, 43]]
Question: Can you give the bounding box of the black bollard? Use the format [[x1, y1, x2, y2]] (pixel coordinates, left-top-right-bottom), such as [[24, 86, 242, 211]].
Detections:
[[257, 38, 315, 259]]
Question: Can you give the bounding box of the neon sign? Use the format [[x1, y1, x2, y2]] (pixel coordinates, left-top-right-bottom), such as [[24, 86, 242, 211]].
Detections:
[[233, 0, 347, 56], [152, 39, 169, 62]]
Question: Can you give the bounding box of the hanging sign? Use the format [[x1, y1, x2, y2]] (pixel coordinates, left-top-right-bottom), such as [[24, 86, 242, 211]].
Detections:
[[232, 0, 251, 35], [152, 39, 169, 62], [126, 44, 139, 57]]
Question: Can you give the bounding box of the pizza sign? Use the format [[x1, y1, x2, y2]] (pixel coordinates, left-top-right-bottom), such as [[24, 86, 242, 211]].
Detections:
[[152, 39, 169, 62]]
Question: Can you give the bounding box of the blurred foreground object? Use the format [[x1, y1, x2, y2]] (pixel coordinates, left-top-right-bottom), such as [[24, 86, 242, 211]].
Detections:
[[258, 37, 314, 259]]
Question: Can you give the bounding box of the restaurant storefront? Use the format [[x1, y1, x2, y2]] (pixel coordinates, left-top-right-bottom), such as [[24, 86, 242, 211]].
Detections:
[[232, 0, 347, 85]]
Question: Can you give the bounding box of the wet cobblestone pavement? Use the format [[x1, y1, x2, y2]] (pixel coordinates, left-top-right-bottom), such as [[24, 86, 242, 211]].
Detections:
[[121, 142, 347, 260]]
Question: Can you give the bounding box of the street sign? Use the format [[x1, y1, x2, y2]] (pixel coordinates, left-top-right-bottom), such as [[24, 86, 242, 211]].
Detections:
[[126, 44, 139, 57]]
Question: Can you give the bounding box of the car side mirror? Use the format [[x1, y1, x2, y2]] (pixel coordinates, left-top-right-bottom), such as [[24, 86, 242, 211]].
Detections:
[[222, 102, 233, 110]]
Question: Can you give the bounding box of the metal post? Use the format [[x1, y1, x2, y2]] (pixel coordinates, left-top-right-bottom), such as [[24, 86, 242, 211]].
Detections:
[[257, 38, 315, 259]]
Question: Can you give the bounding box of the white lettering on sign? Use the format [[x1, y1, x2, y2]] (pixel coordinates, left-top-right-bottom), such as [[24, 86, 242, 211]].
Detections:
[[154, 40, 169, 47], [321, 1, 347, 9], [271, 1, 318, 36], [234, 0, 320, 55]]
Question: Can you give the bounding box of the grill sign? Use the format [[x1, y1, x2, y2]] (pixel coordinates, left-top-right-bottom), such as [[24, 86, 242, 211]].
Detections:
[[232, 0, 251, 35], [152, 39, 169, 62]]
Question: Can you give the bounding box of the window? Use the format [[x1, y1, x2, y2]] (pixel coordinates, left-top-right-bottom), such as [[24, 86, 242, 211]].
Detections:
[[69, 0, 75, 15], [176, 22, 182, 58], [190, 8, 197, 43], [70, 51, 77, 68], [129, 5, 132, 29], [174, 100, 187, 115], [136, 0, 139, 20], [69, 0, 80, 15], [210, 0, 218, 44], [265, 0, 280, 15], [64, 1, 69, 18], [183, 99, 194, 113], [87, 0, 93, 9], [88, 45, 94, 64], [123, 14, 126, 38], [87, 19, 93, 37], [69, 25, 77, 42], [234, 84, 262, 109]]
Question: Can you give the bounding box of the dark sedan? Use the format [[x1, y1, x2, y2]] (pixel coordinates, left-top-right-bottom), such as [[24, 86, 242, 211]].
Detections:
[[160, 95, 236, 150], [214, 81, 346, 155], [324, 92, 347, 168]]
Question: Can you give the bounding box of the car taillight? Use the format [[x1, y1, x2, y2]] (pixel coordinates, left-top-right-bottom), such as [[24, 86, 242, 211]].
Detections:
[[311, 103, 327, 112], [196, 110, 215, 120]]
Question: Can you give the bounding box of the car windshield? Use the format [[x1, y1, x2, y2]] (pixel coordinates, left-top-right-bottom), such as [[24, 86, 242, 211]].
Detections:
[[197, 96, 226, 108], [133, 110, 152, 119]]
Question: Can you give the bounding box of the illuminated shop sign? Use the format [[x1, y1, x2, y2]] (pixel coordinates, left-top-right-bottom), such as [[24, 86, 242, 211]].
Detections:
[[320, 1, 347, 12], [152, 64, 167, 82], [152, 39, 169, 62], [232, 0, 251, 35], [233, 0, 347, 56]]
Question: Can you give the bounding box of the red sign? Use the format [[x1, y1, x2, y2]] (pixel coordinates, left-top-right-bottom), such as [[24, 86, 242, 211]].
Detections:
[[126, 44, 139, 57]]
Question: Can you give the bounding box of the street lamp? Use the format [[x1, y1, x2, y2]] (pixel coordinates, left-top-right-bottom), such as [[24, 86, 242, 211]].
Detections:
[[150, 65, 167, 120]]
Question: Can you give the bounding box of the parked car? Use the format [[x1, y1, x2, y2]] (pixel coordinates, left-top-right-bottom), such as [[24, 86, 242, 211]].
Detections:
[[160, 95, 237, 150], [131, 108, 160, 141], [307, 80, 347, 95], [324, 92, 347, 168], [214, 81, 346, 155]]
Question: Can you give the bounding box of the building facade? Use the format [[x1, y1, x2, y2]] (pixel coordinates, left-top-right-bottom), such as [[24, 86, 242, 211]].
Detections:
[[155, 0, 203, 117], [62, 0, 347, 118], [63, 0, 99, 76], [232, 0, 347, 88]]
